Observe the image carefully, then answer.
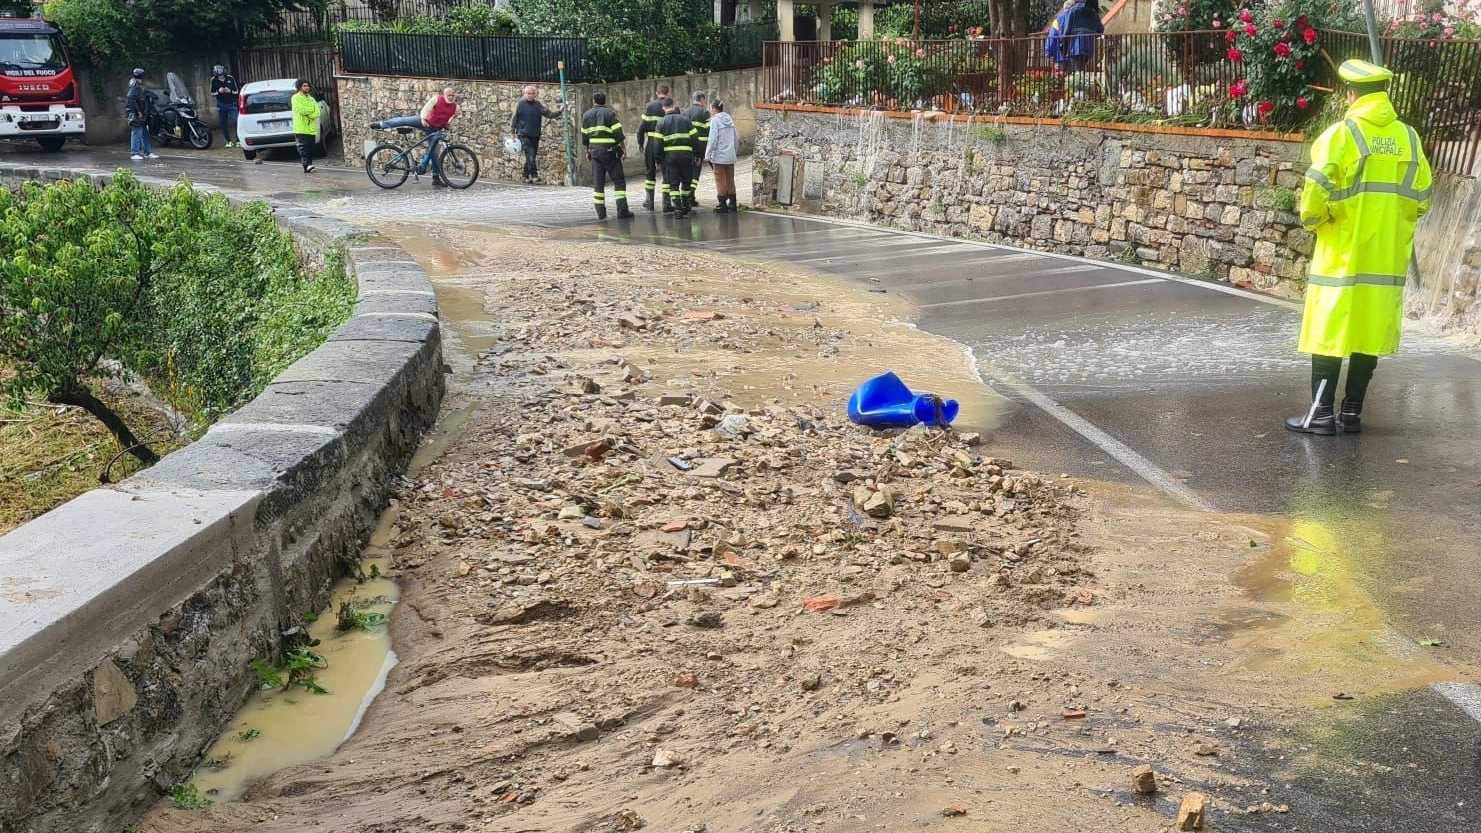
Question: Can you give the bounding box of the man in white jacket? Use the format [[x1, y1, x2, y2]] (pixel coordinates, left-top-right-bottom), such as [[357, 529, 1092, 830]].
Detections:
[[703, 99, 739, 213]]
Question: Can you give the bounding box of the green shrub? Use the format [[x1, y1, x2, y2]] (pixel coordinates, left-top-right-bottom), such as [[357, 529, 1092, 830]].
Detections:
[[0, 172, 353, 465]]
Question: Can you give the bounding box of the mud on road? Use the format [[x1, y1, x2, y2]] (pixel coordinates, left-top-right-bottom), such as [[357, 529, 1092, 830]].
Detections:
[[142, 224, 1463, 833]]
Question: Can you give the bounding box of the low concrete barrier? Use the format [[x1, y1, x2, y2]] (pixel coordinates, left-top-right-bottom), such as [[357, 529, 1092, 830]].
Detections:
[[0, 164, 444, 832]]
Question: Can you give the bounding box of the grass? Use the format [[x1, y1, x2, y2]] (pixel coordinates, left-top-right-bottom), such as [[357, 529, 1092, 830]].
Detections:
[[169, 783, 213, 810], [0, 365, 190, 535]]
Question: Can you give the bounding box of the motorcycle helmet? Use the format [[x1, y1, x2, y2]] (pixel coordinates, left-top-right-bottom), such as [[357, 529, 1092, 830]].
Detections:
[[213, 65, 225, 75], [132, 67, 145, 78]]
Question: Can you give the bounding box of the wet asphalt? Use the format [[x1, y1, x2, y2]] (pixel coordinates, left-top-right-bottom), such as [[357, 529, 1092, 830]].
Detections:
[[13, 143, 1478, 831]]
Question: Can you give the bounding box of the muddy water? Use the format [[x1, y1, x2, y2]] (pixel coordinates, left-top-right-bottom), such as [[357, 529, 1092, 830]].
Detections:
[[190, 532, 398, 802]]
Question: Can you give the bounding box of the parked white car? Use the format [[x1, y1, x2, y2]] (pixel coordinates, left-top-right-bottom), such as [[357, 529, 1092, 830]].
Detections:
[[237, 78, 336, 160]]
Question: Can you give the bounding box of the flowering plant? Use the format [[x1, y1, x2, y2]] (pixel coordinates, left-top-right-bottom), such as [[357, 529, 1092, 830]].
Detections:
[[809, 39, 954, 108]]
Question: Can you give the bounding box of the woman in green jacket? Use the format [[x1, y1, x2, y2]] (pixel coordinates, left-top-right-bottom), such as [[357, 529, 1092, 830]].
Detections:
[[291, 79, 321, 173]]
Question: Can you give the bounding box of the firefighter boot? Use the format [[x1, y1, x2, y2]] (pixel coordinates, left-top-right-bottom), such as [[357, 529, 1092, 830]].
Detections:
[[662, 192, 674, 214], [1338, 398, 1362, 433], [643, 188, 654, 211], [595, 202, 607, 220], [616, 197, 635, 219], [676, 193, 692, 219]]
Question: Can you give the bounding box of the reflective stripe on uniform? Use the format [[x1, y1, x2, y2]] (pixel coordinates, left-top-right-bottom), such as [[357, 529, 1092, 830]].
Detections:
[[1305, 168, 1336, 193], [1324, 119, 1429, 202], [582, 123, 622, 144], [1306, 272, 1407, 288], [593, 193, 606, 203]]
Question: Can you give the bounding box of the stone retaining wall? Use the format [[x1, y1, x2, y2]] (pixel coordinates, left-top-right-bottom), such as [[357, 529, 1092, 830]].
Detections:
[[336, 67, 763, 186], [0, 164, 444, 833], [752, 105, 1313, 295], [1412, 174, 1481, 340]]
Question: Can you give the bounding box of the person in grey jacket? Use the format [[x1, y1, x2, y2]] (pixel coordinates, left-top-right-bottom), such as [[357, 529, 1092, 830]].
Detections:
[[703, 99, 738, 213]]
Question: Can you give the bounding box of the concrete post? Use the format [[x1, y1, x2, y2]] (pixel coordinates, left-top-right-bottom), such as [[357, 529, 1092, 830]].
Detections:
[[818, 3, 833, 41], [778, 0, 795, 41], [857, 1, 875, 38]]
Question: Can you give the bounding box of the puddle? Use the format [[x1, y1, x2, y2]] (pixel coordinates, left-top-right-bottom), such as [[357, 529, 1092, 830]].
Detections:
[[1222, 520, 1453, 698], [188, 517, 399, 802], [1001, 628, 1076, 660]]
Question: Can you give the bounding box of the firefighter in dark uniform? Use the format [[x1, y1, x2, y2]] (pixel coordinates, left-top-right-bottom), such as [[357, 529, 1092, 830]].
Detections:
[[580, 91, 634, 220], [635, 83, 670, 211], [682, 91, 711, 206], [655, 97, 697, 219]]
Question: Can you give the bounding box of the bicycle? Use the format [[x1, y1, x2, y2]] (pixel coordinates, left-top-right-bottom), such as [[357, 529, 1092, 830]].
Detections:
[[365, 127, 480, 190]]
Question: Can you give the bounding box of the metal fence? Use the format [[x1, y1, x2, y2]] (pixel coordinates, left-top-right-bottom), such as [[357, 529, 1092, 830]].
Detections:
[[339, 31, 589, 83], [763, 30, 1481, 175], [232, 43, 341, 130], [249, 0, 480, 46]]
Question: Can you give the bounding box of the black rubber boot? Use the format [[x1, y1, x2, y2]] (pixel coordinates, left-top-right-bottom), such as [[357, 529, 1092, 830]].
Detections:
[[643, 191, 654, 210], [1286, 406, 1337, 435], [675, 193, 691, 218], [594, 202, 607, 219], [1338, 399, 1362, 433], [661, 192, 674, 214], [615, 198, 634, 219]]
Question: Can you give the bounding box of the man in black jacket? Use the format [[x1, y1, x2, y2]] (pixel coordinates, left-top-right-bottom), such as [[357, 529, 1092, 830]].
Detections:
[[635, 84, 669, 210], [580, 91, 634, 220], [681, 91, 711, 207], [510, 85, 564, 184], [655, 98, 696, 219]]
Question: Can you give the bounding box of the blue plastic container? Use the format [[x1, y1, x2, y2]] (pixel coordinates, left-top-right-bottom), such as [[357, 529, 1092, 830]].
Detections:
[[847, 371, 960, 429]]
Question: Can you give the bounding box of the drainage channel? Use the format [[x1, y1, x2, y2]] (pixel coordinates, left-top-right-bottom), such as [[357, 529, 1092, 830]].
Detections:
[[185, 242, 491, 803]]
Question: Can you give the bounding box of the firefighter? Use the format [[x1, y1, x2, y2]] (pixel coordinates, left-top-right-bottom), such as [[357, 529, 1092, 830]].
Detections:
[[580, 90, 634, 220], [655, 97, 697, 219], [1286, 60, 1432, 435], [682, 91, 711, 206], [635, 83, 670, 211]]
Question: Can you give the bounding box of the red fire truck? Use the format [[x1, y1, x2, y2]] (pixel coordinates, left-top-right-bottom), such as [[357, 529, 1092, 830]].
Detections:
[[0, 15, 86, 151]]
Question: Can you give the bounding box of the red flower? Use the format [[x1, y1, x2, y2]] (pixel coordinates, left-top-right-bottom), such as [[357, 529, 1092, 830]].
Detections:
[[1226, 30, 1238, 42], [1274, 42, 1292, 57], [1228, 48, 1244, 62], [1303, 27, 1318, 45], [1230, 80, 1248, 98], [1295, 59, 1305, 70], [1273, 18, 1285, 28], [1296, 96, 1310, 109], [1257, 100, 1275, 115], [1296, 14, 1310, 27], [1239, 9, 1253, 23], [1244, 24, 1257, 36]]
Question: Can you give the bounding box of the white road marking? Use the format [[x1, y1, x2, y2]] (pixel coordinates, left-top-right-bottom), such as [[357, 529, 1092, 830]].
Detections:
[[920, 278, 1164, 308], [970, 347, 1217, 512], [1432, 682, 1481, 724]]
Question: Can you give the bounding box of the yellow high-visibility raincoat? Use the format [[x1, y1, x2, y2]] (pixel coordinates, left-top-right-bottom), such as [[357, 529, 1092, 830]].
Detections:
[[1298, 92, 1432, 357]]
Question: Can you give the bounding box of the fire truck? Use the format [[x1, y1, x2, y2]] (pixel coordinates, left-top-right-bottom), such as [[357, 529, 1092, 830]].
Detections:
[[0, 15, 85, 151]]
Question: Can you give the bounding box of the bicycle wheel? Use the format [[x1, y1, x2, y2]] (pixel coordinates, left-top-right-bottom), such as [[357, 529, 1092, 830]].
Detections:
[[366, 144, 410, 189], [438, 144, 480, 189]]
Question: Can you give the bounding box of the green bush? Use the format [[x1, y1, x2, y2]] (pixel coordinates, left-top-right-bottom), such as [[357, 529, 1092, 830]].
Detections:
[[0, 172, 353, 463], [338, 2, 518, 36]]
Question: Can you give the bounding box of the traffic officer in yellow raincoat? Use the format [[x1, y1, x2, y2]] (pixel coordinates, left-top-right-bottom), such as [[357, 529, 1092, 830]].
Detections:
[[1287, 59, 1432, 435]]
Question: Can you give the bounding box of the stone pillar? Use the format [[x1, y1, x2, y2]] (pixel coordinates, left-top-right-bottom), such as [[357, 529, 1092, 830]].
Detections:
[[857, 1, 875, 38], [778, 0, 795, 41], [818, 3, 833, 41]]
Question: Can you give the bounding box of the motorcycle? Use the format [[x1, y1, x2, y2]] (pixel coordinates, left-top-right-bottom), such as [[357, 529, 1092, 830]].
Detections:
[[147, 72, 212, 150]]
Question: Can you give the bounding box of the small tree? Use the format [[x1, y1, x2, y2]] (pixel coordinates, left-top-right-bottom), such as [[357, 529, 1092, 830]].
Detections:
[[0, 173, 195, 465]]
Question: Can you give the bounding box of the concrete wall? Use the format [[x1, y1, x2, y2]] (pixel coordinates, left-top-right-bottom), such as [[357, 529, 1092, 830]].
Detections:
[[0, 164, 444, 833], [752, 105, 1313, 295], [335, 66, 763, 185], [1411, 174, 1481, 341], [77, 54, 231, 147]]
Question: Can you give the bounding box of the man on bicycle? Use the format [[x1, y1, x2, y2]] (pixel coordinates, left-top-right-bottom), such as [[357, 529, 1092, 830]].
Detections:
[[371, 86, 459, 188]]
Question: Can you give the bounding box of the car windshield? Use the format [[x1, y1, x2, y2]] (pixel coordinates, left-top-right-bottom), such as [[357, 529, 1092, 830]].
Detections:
[[244, 90, 293, 115], [0, 34, 67, 72]]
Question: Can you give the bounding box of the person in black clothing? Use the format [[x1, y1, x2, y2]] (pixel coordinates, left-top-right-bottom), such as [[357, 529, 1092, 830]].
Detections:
[[681, 92, 710, 207], [210, 64, 240, 148], [510, 85, 564, 184], [635, 84, 670, 210], [655, 97, 696, 219], [1065, 0, 1105, 73], [580, 91, 633, 220]]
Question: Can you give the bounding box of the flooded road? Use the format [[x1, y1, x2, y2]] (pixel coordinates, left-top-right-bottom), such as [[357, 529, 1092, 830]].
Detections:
[[36, 143, 1478, 831]]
